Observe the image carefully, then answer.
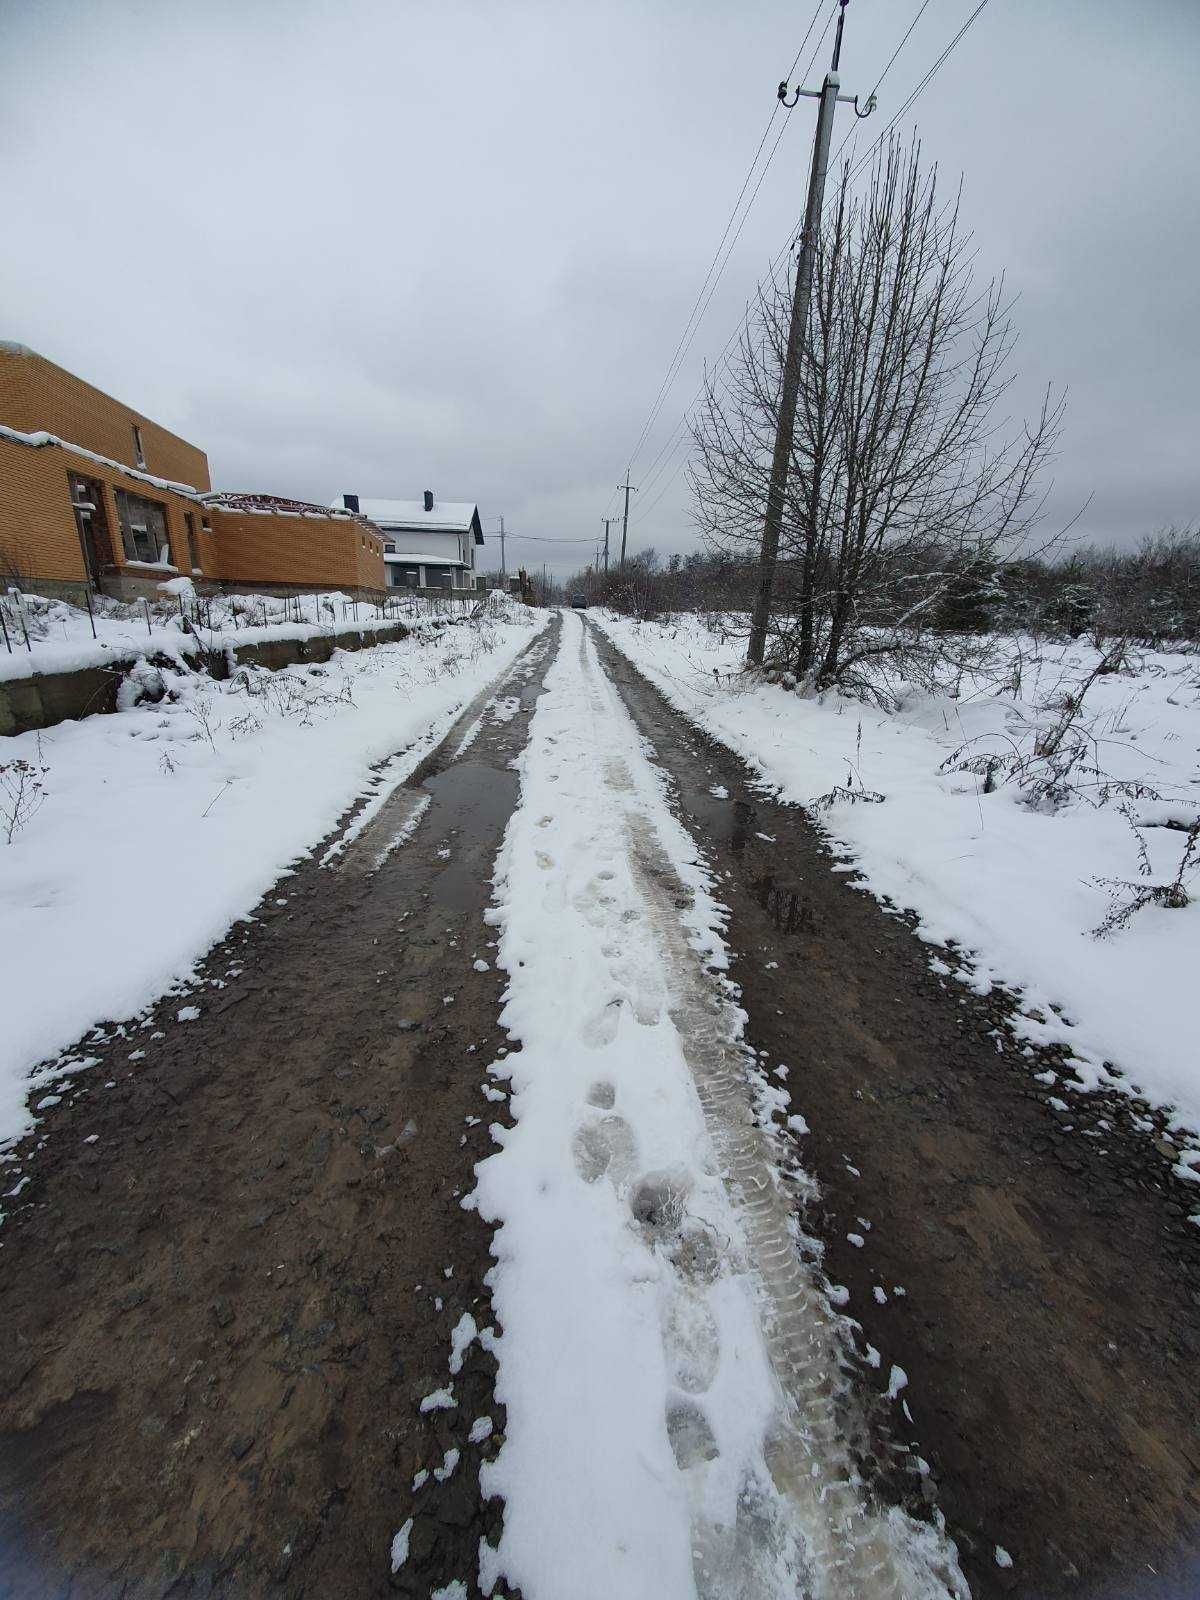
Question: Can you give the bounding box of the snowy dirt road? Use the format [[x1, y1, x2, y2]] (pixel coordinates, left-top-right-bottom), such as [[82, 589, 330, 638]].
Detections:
[[1, 610, 1198, 1600]]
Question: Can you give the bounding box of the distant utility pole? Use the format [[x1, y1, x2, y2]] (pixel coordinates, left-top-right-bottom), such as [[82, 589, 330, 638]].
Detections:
[[618, 471, 637, 568], [746, 0, 875, 667], [602, 516, 615, 573], [497, 515, 507, 579]]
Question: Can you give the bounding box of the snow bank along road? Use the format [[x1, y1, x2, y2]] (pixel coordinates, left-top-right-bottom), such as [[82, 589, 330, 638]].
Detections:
[[1, 610, 1198, 1599]]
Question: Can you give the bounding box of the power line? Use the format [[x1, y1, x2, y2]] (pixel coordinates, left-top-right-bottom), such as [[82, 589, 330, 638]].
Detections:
[[501, 533, 598, 544], [627, 0, 995, 538], [610, 0, 837, 517], [843, 0, 993, 185]]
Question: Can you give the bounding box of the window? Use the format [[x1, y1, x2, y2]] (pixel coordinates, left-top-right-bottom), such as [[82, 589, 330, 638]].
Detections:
[[384, 542, 396, 554], [388, 565, 420, 588], [115, 489, 172, 566], [131, 424, 146, 468]]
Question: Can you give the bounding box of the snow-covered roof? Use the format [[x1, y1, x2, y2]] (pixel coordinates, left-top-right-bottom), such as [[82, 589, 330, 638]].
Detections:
[[383, 552, 464, 568], [0, 422, 203, 498], [334, 496, 483, 541]]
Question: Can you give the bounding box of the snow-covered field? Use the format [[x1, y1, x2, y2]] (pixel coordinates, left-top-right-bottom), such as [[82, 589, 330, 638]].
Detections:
[[0, 595, 545, 1148], [0, 584, 469, 682], [468, 613, 964, 1599], [591, 612, 1200, 1167]]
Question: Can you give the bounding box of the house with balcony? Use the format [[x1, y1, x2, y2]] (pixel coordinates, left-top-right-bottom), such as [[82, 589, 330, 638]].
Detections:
[[336, 492, 484, 591]]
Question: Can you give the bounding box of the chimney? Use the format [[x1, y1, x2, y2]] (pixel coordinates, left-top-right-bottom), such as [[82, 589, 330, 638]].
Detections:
[[343, 493, 360, 513], [423, 489, 434, 513]]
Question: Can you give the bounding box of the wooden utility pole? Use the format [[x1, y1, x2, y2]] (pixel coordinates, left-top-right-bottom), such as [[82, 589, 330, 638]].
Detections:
[[746, 0, 874, 667], [602, 516, 615, 573], [618, 472, 636, 567], [497, 515, 507, 580]]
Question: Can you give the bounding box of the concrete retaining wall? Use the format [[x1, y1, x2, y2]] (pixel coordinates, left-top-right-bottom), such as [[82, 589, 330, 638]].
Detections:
[[0, 620, 412, 737]]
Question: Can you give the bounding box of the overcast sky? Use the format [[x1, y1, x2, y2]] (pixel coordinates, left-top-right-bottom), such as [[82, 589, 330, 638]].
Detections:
[[2, 0, 1197, 577]]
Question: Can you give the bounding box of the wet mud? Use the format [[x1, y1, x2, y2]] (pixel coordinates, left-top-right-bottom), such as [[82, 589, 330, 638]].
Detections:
[[0, 621, 558, 1600], [588, 620, 1200, 1600]]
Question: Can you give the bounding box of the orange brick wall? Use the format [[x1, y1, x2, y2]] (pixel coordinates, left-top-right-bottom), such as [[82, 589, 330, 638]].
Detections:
[[0, 434, 89, 583], [209, 511, 385, 591], [0, 344, 210, 491], [0, 433, 212, 586]]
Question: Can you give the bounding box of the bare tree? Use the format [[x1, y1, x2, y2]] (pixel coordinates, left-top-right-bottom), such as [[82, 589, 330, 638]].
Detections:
[[691, 135, 1065, 699]]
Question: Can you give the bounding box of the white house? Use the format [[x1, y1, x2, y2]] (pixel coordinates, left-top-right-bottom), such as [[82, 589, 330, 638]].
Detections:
[[335, 491, 484, 590]]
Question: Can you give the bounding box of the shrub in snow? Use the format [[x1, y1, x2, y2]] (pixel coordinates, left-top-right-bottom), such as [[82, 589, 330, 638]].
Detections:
[[1091, 812, 1200, 938], [1, 757, 48, 843]]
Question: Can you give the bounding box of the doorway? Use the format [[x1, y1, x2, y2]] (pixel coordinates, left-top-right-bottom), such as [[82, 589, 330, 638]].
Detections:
[[68, 473, 113, 588]]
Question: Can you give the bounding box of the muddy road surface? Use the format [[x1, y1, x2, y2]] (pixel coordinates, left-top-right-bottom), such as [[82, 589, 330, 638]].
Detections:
[[0, 620, 559, 1599], [589, 619, 1200, 1600], [1, 607, 1197, 1600]]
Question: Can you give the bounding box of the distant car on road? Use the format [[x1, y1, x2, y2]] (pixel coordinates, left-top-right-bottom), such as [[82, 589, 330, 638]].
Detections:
[[570, 594, 588, 610]]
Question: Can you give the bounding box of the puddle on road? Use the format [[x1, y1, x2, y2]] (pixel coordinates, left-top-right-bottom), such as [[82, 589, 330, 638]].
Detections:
[[519, 680, 545, 712], [682, 785, 757, 856], [424, 761, 520, 910]]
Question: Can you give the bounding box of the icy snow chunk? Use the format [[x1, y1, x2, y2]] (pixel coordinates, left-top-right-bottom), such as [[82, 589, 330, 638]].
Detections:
[[994, 1546, 1014, 1569], [887, 1365, 908, 1400], [448, 1312, 478, 1375], [469, 1415, 493, 1444], [433, 1446, 460, 1482], [176, 1006, 200, 1023], [418, 1386, 456, 1413], [847, 1233, 865, 1248], [390, 1518, 413, 1573], [412, 1468, 428, 1490], [473, 958, 489, 972], [430, 1585, 468, 1600], [873, 1285, 888, 1304]]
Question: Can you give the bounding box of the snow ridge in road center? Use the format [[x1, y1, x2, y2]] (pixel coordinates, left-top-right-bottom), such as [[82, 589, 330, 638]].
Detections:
[[471, 614, 965, 1600]]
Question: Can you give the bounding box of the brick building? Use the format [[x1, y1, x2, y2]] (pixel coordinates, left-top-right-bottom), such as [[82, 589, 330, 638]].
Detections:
[[0, 343, 386, 602]]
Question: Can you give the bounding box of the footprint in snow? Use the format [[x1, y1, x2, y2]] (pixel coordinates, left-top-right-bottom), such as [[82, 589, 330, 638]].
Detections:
[[571, 1114, 638, 1186], [662, 1290, 721, 1395], [665, 1397, 719, 1469]]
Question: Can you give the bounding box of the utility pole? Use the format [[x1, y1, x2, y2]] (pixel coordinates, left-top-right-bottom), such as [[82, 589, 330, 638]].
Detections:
[[497, 515, 506, 581], [602, 516, 615, 573], [746, 0, 875, 667], [618, 471, 637, 567]]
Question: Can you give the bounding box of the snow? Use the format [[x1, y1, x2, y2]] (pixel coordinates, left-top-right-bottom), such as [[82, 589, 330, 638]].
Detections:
[[592, 613, 1200, 1145], [418, 1386, 456, 1413], [389, 1518, 413, 1573], [0, 586, 453, 684], [383, 552, 465, 568], [0, 597, 546, 1149], [448, 1311, 478, 1374], [471, 612, 964, 1599], [345, 497, 479, 534], [0, 422, 202, 496]]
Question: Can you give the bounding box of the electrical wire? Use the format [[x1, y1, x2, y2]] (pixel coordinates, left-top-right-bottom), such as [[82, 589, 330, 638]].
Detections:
[[610, 0, 837, 514], [627, 0, 994, 538]]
